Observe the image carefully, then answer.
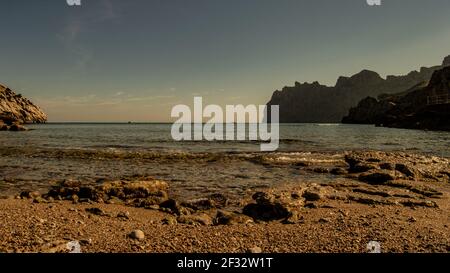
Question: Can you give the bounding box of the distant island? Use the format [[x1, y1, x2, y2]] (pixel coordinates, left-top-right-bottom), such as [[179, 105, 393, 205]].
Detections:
[[267, 55, 450, 124]]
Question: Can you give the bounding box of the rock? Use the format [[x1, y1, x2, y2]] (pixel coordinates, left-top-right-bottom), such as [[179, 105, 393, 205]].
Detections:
[[282, 211, 303, 224], [243, 191, 303, 221], [395, 163, 416, 178], [106, 196, 124, 205], [401, 200, 438, 208], [71, 194, 79, 204], [162, 217, 178, 225], [304, 202, 318, 209], [302, 185, 325, 201], [33, 196, 47, 204], [318, 217, 331, 223], [330, 167, 347, 175], [359, 171, 395, 184], [117, 211, 130, 219], [214, 210, 254, 225], [8, 123, 28, 131], [0, 83, 47, 124], [20, 191, 41, 199], [129, 230, 145, 241], [177, 213, 213, 226], [46, 178, 169, 206], [159, 199, 181, 215], [345, 154, 380, 173], [379, 162, 395, 170], [248, 246, 262, 253], [182, 198, 211, 211], [0, 124, 8, 131], [267, 56, 448, 123], [343, 66, 450, 131], [85, 207, 110, 217], [79, 238, 93, 246], [313, 167, 329, 174]]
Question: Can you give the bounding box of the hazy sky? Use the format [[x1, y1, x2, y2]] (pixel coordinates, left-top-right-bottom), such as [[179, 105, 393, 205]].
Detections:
[[1, 0, 450, 122]]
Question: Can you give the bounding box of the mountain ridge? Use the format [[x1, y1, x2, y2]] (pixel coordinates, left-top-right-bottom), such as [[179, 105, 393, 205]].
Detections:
[[266, 56, 450, 123]]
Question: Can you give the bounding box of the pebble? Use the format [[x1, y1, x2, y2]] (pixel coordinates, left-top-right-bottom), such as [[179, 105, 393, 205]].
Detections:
[[129, 230, 145, 241], [248, 246, 262, 253], [117, 211, 130, 219]]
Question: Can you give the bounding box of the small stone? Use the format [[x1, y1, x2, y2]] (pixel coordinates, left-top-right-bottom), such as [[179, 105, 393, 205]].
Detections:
[[408, 217, 417, 223], [303, 189, 323, 202], [283, 211, 302, 224], [71, 195, 79, 204], [33, 197, 47, 204], [162, 217, 177, 225], [248, 246, 262, 253], [85, 207, 110, 216], [177, 213, 213, 226], [20, 191, 41, 199], [147, 205, 160, 210], [80, 238, 92, 246], [117, 211, 130, 219], [129, 230, 145, 241]]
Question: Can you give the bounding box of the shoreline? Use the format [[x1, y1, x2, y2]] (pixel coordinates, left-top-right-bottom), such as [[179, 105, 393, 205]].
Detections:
[[0, 150, 449, 253]]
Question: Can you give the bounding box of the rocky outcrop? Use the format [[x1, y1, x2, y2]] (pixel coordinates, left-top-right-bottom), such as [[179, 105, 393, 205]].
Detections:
[[0, 83, 47, 125], [342, 66, 450, 131], [267, 56, 449, 123]]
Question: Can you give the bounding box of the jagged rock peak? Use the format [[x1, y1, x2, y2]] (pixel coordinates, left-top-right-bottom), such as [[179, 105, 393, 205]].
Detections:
[[443, 55, 450, 67]]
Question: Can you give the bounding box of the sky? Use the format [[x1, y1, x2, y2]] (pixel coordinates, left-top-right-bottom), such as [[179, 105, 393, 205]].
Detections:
[[1, 0, 450, 122]]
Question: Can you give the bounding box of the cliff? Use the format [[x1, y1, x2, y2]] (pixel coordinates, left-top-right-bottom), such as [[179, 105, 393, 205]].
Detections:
[[0, 83, 47, 125], [267, 56, 450, 123], [342, 66, 450, 131]]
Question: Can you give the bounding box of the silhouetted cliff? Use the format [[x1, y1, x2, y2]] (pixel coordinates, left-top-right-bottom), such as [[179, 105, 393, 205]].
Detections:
[[267, 56, 449, 123], [342, 66, 450, 131]]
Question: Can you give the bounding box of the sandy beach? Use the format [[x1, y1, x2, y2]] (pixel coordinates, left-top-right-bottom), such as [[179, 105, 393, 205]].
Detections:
[[1, 150, 448, 253]]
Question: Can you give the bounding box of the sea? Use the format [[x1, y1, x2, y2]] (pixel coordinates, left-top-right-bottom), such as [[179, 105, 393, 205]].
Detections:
[[0, 123, 449, 199]]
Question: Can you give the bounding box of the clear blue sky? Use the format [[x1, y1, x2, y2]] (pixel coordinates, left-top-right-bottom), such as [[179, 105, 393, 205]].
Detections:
[[1, 0, 449, 122]]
